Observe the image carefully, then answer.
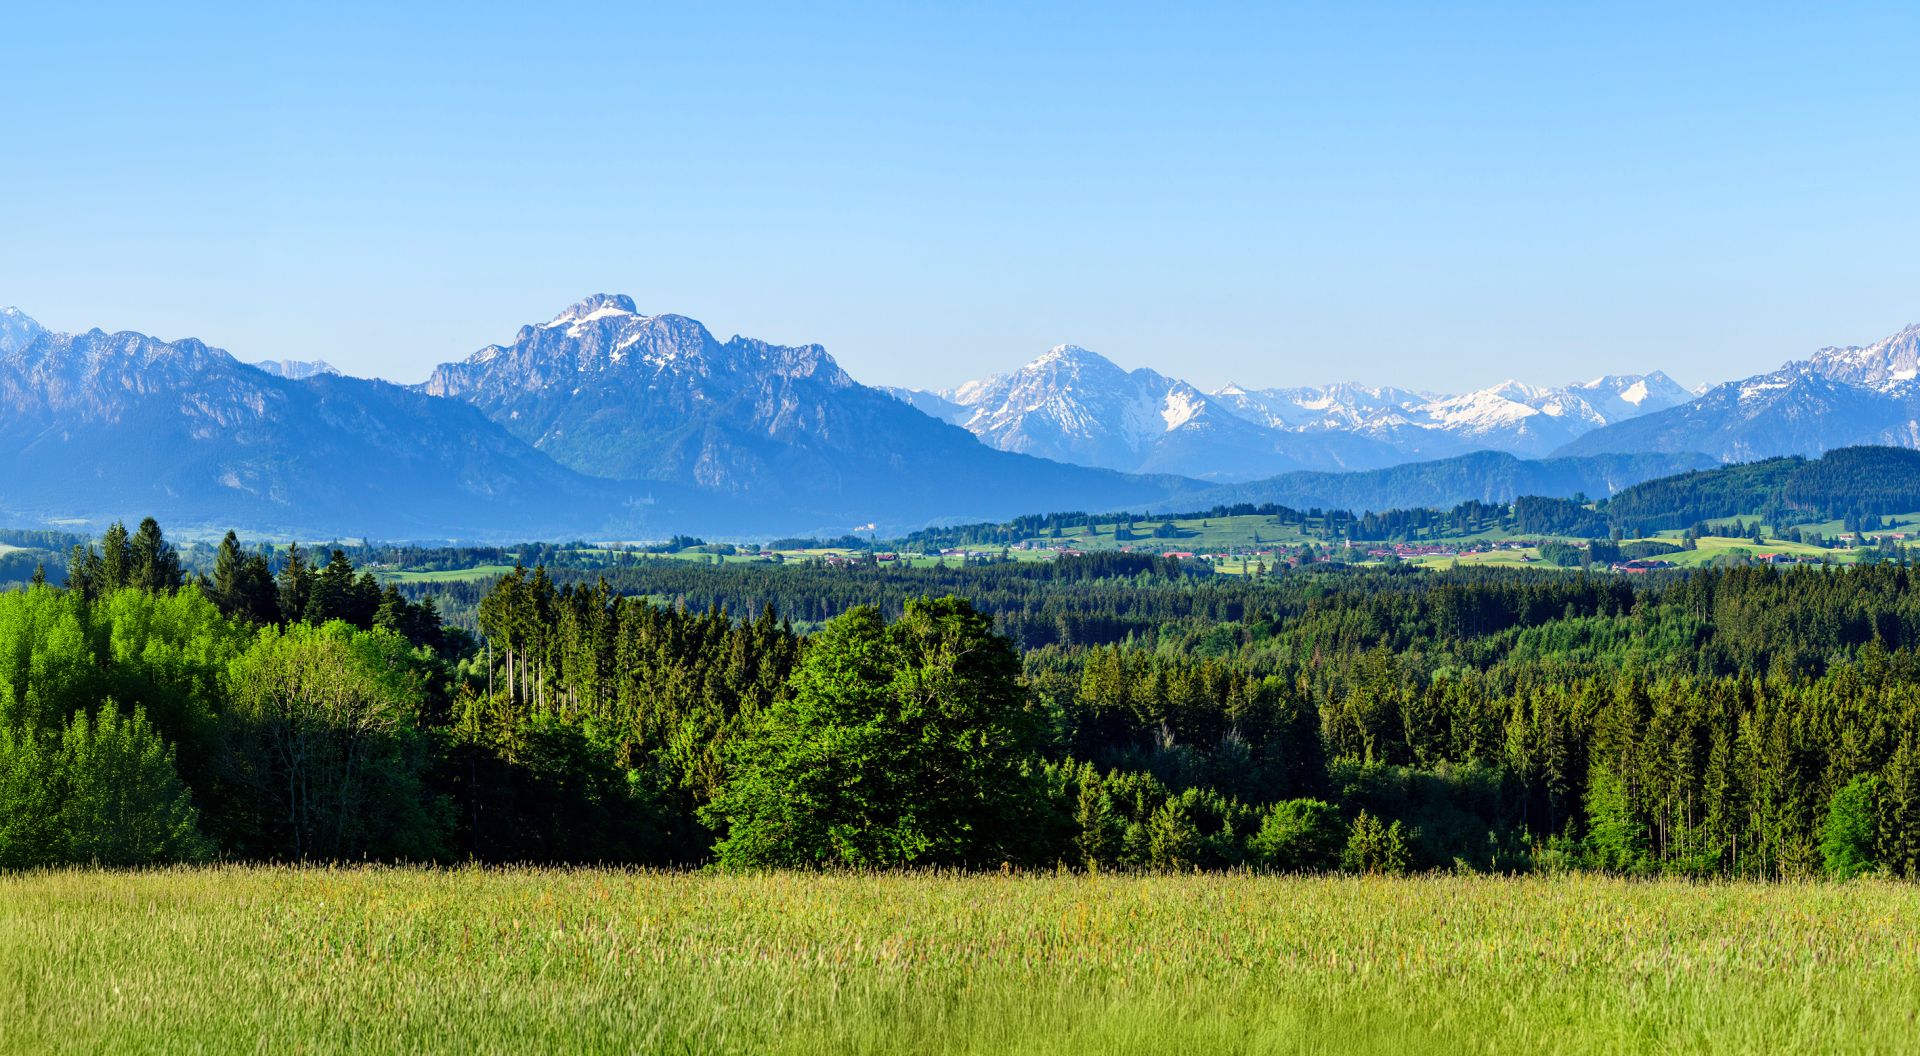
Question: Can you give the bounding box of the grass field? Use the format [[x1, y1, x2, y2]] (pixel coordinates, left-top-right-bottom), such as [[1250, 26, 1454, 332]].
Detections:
[[1662, 535, 1835, 568], [380, 563, 520, 584], [1407, 548, 1543, 569], [1041, 514, 1316, 553], [4, 869, 1917, 1055]]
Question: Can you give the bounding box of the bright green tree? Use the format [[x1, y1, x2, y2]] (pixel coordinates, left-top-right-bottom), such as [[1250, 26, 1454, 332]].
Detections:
[[705, 597, 1041, 868], [1821, 775, 1880, 880], [0, 702, 208, 867], [52, 702, 209, 864], [1146, 798, 1199, 871], [1341, 809, 1410, 874], [1249, 798, 1345, 871], [1583, 761, 1648, 873]]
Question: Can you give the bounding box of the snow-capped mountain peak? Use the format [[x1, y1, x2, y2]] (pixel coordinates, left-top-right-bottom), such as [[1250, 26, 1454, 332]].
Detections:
[[543, 293, 640, 328], [1808, 323, 1920, 389], [0, 307, 45, 355], [1035, 342, 1101, 364], [428, 297, 858, 413], [889, 342, 1397, 480], [1206, 369, 1692, 459]]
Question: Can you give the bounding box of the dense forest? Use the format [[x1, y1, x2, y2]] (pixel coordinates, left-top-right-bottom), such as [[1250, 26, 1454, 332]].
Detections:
[[889, 446, 1920, 549], [5, 517, 1920, 878]]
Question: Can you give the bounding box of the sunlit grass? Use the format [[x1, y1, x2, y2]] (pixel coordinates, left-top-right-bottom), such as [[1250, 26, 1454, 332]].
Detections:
[[4, 868, 1916, 1054], [379, 564, 521, 583]]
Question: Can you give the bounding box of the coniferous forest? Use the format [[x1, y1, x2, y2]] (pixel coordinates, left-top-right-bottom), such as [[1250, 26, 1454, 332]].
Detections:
[[6, 517, 1920, 880]]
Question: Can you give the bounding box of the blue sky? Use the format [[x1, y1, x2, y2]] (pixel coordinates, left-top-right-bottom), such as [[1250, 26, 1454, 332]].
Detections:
[[3, 3, 1917, 392]]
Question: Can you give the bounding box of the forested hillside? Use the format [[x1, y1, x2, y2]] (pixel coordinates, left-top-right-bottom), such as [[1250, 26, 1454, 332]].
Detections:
[[1177, 450, 1715, 513], [6, 518, 1920, 878], [873, 445, 1920, 552], [1599, 446, 1920, 534]]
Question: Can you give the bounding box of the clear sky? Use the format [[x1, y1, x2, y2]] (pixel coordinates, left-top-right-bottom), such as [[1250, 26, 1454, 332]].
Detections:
[[4, 3, 1917, 393]]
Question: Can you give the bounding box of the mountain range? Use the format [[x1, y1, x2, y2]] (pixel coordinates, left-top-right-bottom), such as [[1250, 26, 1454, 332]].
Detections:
[[890, 346, 1696, 478], [0, 308, 674, 539], [419, 295, 1181, 528], [883, 345, 1400, 480], [1560, 323, 1920, 461], [1, 296, 1917, 540]]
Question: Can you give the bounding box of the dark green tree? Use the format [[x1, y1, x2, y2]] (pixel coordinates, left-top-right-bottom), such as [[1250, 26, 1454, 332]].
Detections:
[[277, 543, 312, 623], [98, 521, 131, 593], [125, 518, 183, 593], [211, 531, 281, 625]]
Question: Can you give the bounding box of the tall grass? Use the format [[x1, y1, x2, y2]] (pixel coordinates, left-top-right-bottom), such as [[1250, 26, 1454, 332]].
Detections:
[[3, 868, 1916, 1054]]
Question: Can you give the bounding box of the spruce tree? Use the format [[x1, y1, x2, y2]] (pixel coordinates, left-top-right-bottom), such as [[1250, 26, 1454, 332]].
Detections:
[[98, 521, 131, 593], [126, 518, 183, 592], [277, 544, 312, 623], [212, 531, 247, 613]]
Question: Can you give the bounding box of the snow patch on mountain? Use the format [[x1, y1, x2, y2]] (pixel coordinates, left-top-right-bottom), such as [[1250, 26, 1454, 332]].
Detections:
[[253, 359, 341, 380]]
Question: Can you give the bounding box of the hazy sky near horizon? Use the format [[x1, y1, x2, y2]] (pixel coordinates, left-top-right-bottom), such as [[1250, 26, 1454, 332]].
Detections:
[[4, 3, 1918, 393]]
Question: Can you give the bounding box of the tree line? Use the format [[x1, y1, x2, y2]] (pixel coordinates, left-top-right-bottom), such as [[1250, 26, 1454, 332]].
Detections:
[[8, 517, 1920, 877]]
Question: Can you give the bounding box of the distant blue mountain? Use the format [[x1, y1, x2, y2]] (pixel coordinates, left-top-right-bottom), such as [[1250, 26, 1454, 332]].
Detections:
[[0, 311, 683, 539], [0, 301, 1189, 538], [6, 297, 1915, 540], [1166, 450, 1719, 514], [421, 295, 1192, 530], [1559, 323, 1920, 462]]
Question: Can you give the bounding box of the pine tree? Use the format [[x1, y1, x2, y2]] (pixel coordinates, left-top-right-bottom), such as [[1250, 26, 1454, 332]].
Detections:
[[1341, 810, 1410, 874], [277, 544, 312, 623], [64, 544, 100, 598], [211, 532, 281, 625], [1146, 797, 1199, 871], [1073, 769, 1116, 870], [211, 531, 251, 616], [126, 518, 183, 592], [98, 521, 131, 593]]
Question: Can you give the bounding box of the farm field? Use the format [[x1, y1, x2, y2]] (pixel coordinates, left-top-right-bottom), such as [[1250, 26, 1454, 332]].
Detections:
[[352, 507, 1916, 590], [4, 868, 1918, 1056]]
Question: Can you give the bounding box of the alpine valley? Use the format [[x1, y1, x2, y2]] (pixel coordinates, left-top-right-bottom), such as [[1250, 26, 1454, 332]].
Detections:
[[2, 297, 1917, 540]]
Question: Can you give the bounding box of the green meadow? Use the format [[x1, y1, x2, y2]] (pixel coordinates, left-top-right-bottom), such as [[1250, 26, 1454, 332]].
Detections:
[[5, 868, 1917, 1056], [379, 563, 522, 584]]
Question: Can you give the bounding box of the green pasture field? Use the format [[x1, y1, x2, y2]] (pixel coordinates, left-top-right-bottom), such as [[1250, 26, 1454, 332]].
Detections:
[[1702, 511, 1920, 539], [4, 868, 1917, 1055], [1661, 535, 1837, 568], [1037, 514, 1316, 554], [379, 564, 521, 584], [367, 510, 1910, 586], [1407, 547, 1544, 569]]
